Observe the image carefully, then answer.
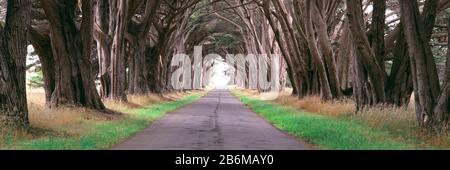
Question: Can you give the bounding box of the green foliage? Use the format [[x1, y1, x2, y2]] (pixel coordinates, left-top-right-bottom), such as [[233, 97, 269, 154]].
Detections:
[[190, 7, 203, 23], [213, 33, 240, 49], [231, 90, 433, 150], [28, 71, 44, 88], [188, 0, 210, 29]]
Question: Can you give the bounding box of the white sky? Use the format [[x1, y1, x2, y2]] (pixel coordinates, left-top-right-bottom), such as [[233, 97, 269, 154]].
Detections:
[[209, 59, 231, 88]]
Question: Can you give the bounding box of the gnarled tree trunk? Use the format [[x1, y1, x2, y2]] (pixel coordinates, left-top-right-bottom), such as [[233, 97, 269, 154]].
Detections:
[[94, 0, 113, 99], [0, 0, 31, 128], [41, 0, 105, 110], [29, 25, 55, 106], [127, 0, 161, 95], [305, 0, 333, 100], [369, 0, 386, 72], [400, 0, 445, 129], [110, 0, 131, 101], [346, 0, 386, 110], [386, 0, 439, 107], [312, 1, 342, 99]]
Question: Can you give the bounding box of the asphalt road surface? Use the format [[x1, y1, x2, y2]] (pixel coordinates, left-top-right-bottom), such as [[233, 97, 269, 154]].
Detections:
[[113, 89, 309, 150]]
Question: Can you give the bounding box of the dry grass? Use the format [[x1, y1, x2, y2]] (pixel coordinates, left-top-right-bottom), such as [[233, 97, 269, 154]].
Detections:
[[27, 89, 119, 134], [275, 95, 355, 117], [1, 88, 201, 148], [355, 106, 450, 149], [104, 94, 164, 111], [240, 88, 355, 117], [104, 91, 192, 111], [1, 88, 121, 146], [354, 106, 416, 130]]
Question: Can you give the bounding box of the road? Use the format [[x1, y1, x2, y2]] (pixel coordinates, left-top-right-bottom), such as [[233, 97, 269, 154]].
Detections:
[[113, 89, 309, 150]]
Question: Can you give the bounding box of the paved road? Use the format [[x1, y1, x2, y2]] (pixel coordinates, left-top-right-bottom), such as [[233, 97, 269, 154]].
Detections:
[[113, 89, 309, 150]]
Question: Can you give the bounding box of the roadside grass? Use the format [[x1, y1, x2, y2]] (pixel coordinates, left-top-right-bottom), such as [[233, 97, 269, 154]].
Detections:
[[1, 90, 204, 150], [231, 89, 446, 150]]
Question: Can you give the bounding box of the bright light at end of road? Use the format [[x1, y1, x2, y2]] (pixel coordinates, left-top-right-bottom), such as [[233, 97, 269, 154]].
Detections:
[[209, 60, 231, 89]]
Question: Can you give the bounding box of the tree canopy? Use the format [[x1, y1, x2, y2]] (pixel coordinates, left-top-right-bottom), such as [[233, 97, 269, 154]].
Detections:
[[0, 0, 449, 132]]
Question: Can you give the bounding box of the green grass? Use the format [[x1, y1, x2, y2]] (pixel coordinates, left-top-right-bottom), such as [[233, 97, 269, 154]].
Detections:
[[231, 90, 428, 150], [1, 94, 202, 150]]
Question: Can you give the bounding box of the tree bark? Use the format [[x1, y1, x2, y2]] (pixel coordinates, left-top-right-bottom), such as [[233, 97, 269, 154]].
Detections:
[[128, 40, 150, 95], [434, 18, 450, 127], [399, 0, 442, 129], [110, 0, 130, 101], [346, 0, 386, 110], [370, 0, 386, 72], [0, 0, 31, 128], [29, 26, 55, 106], [148, 33, 168, 93], [94, 0, 112, 99], [41, 0, 105, 110], [336, 21, 353, 96], [312, 2, 342, 99], [386, 0, 439, 107], [94, 0, 143, 100], [385, 27, 414, 106], [263, 0, 307, 97], [127, 0, 161, 95], [305, 0, 333, 100], [434, 20, 450, 125]]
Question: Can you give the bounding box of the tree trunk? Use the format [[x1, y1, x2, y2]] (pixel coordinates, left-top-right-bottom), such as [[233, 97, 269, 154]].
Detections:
[[29, 26, 56, 106], [370, 0, 386, 72], [262, 0, 306, 97], [400, 0, 442, 129], [346, 0, 386, 110], [0, 0, 31, 128], [386, 0, 439, 107], [312, 2, 342, 99], [386, 0, 438, 106], [42, 0, 105, 110], [110, 0, 130, 101], [336, 21, 353, 96], [94, 0, 112, 99], [148, 41, 166, 93], [305, 0, 333, 100], [385, 27, 414, 106], [93, 0, 142, 100], [127, 0, 160, 95], [434, 18, 450, 127], [128, 40, 151, 94]]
